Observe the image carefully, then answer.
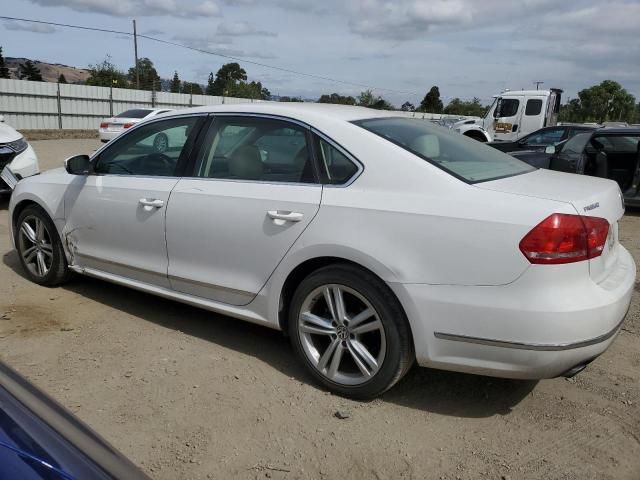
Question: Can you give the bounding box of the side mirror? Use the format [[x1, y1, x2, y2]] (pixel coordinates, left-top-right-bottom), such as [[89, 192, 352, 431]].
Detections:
[[64, 155, 92, 175], [544, 145, 556, 155]]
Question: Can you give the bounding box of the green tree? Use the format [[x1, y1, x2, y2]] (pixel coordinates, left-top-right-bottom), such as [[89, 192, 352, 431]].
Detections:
[[443, 97, 488, 117], [419, 86, 443, 113], [57, 73, 67, 84], [0, 47, 10, 79], [211, 63, 247, 96], [317, 93, 356, 105], [86, 57, 129, 88], [19, 60, 43, 81], [205, 72, 215, 95], [279, 96, 303, 102], [128, 57, 161, 91], [577, 80, 635, 123], [558, 98, 583, 123], [170, 71, 181, 93], [226, 80, 270, 100], [181, 81, 203, 95], [401, 101, 415, 111], [357, 89, 393, 110]]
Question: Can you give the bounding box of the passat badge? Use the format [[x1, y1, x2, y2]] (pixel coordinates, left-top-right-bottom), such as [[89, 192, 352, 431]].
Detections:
[[583, 202, 599, 212]]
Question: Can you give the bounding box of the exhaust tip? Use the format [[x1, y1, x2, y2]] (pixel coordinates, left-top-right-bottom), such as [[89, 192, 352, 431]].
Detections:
[[562, 357, 596, 378]]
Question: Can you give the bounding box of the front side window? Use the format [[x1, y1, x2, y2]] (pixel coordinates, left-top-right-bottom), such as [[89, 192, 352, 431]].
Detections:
[[523, 128, 564, 146], [499, 99, 520, 117], [94, 117, 198, 176], [560, 132, 592, 154], [525, 99, 543, 116], [194, 116, 316, 183], [353, 117, 535, 183]]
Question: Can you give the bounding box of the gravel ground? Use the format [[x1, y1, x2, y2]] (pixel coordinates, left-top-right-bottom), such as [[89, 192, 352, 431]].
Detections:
[[1, 139, 639, 480]]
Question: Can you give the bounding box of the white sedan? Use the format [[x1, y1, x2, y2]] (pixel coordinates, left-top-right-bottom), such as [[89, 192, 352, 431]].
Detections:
[[99, 108, 172, 144], [0, 115, 39, 195], [8, 104, 635, 398]]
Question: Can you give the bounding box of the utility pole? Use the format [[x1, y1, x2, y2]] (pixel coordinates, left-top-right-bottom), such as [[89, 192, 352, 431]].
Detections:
[[534, 81, 544, 90], [133, 19, 139, 90]]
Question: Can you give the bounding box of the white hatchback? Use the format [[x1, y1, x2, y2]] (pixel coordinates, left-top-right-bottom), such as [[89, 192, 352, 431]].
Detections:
[[99, 108, 172, 144], [8, 103, 635, 398]]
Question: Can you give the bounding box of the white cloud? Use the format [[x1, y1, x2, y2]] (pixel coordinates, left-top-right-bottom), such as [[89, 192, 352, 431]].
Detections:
[[3, 20, 56, 33], [27, 0, 220, 17], [217, 21, 277, 37]]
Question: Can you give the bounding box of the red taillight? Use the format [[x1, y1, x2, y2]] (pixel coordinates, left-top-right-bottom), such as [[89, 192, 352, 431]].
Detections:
[[99, 122, 108, 129], [123, 122, 134, 129], [519, 213, 609, 265]]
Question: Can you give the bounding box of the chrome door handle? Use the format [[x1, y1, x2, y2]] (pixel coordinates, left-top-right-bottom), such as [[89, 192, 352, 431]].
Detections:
[[139, 198, 164, 208], [267, 210, 304, 222]]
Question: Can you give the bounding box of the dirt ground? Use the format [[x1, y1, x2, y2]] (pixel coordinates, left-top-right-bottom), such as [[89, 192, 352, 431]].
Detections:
[[1, 139, 639, 480]]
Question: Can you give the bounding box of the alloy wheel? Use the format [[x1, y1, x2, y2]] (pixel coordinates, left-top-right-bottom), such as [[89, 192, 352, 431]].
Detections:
[[18, 215, 54, 278], [298, 284, 386, 386]]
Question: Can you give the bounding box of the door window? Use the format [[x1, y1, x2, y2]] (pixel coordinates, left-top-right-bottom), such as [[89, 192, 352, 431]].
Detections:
[[194, 116, 316, 183], [525, 99, 543, 116], [499, 99, 520, 117], [523, 128, 565, 146], [95, 117, 199, 176]]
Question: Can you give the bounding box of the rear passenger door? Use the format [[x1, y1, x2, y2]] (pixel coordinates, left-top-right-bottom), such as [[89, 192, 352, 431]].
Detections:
[[165, 115, 322, 306]]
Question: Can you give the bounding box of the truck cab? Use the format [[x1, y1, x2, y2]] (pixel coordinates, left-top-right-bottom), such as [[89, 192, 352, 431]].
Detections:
[[453, 88, 562, 143]]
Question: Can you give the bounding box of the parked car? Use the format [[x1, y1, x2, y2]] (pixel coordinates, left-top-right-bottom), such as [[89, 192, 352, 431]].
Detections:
[[489, 125, 597, 168], [99, 108, 172, 144], [545, 128, 640, 207], [0, 359, 149, 479], [0, 115, 39, 195], [8, 104, 635, 399]]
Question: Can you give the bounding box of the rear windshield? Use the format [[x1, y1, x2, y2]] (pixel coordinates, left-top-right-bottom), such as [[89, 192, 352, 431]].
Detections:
[[353, 117, 535, 183], [116, 109, 153, 119]]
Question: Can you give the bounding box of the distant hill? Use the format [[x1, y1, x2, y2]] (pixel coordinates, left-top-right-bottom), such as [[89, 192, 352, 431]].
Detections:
[[6, 57, 90, 84]]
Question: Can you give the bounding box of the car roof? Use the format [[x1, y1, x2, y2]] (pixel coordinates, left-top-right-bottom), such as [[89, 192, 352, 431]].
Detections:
[[593, 128, 640, 135], [164, 102, 396, 124]]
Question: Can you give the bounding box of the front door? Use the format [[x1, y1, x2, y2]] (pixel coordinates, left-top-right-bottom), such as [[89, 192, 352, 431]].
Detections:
[[493, 97, 524, 142], [64, 115, 202, 287], [166, 115, 322, 305]]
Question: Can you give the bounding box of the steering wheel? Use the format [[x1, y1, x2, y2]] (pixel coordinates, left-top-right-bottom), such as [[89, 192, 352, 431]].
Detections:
[[140, 153, 174, 175]]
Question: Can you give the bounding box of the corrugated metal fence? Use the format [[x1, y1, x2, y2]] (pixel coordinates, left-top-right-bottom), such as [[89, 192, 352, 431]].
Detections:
[[0, 78, 264, 130], [0, 78, 461, 130]]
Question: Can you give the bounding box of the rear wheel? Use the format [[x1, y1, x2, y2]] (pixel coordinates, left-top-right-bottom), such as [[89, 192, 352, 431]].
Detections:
[[289, 264, 414, 399], [16, 205, 70, 286]]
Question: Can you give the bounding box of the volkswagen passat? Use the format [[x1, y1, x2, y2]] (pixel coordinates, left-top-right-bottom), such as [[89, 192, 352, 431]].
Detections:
[[8, 104, 635, 399]]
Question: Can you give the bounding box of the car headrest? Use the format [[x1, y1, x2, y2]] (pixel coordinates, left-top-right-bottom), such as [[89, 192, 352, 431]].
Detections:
[[410, 134, 440, 158], [229, 145, 263, 180]]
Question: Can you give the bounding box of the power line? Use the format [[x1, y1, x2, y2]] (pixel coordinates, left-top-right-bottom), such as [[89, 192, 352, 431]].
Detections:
[[0, 15, 420, 96]]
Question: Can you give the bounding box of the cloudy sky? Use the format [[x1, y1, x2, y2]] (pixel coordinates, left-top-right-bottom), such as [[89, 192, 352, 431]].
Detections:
[[2, 0, 639, 106]]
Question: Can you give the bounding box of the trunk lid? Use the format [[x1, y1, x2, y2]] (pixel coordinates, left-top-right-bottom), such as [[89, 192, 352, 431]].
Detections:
[[477, 169, 625, 282]]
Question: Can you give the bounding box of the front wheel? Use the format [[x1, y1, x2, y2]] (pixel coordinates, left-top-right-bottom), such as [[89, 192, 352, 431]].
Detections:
[[16, 205, 70, 286], [153, 133, 169, 153], [289, 264, 414, 399]]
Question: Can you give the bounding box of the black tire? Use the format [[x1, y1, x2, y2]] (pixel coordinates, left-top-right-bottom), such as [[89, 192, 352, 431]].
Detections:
[[288, 263, 414, 399], [15, 205, 71, 287]]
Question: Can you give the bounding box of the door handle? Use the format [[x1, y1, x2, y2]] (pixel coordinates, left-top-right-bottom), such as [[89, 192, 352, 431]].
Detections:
[[139, 198, 164, 209], [267, 210, 304, 223]]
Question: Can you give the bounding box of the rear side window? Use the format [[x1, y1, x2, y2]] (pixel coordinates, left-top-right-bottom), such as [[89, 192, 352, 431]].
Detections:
[[525, 99, 543, 116], [353, 117, 535, 183], [116, 109, 153, 119], [193, 116, 316, 184], [314, 136, 359, 185]]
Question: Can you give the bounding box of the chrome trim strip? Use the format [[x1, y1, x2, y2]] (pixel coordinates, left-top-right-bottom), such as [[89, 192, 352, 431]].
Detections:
[[168, 274, 255, 300], [434, 315, 627, 351]]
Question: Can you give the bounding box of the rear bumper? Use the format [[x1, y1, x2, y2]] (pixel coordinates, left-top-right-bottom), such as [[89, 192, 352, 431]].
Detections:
[[98, 130, 120, 142], [391, 245, 635, 379]]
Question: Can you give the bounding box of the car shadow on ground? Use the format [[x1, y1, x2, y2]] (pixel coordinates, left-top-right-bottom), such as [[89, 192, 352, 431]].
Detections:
[[2, 250, 536, 418], [0, 197, 8, 210]]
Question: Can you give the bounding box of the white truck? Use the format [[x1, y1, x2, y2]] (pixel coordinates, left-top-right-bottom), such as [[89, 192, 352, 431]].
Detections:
[[454, 88, 563, 142]]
